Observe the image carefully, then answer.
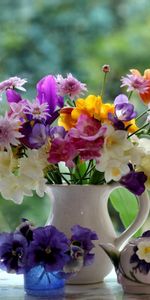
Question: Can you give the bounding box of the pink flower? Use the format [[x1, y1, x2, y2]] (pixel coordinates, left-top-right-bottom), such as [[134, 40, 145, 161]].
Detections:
[[48, 136, 78, 167], [56, 73, 87, 99], [120, 73, 150, 93], [24, 99, 50, 121], [0, 113, 23, 150], [68, 115, 105, 160], [0, 77, 27, 100]]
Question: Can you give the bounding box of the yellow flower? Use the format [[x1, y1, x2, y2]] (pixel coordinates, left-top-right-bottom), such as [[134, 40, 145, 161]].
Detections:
[[58, 107, 76, 131], [124, 119, 139, 133], [72, 95, 114, 122]]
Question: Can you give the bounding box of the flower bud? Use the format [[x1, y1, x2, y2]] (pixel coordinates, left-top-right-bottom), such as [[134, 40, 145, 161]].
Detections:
[[102, 65, 110, 73]]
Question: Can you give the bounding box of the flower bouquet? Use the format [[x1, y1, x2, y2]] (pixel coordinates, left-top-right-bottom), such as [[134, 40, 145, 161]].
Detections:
[[0, 66, 150, 283], [0, 67, 150, 203], [0, 219, 98, 296]]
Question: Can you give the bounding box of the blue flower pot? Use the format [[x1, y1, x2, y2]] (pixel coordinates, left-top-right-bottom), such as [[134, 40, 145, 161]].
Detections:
[[24, 266, 65, 297]]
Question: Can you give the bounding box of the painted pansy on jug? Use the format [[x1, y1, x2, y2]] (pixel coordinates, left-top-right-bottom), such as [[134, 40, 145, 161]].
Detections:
[[101, 231, 150, 294]]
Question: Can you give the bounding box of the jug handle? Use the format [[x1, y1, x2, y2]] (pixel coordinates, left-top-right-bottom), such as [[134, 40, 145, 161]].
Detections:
[[110, 183, 150, 249]]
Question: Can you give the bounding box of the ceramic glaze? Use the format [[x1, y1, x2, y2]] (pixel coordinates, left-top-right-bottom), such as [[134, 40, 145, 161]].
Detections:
[[46, 184, 150, 284]]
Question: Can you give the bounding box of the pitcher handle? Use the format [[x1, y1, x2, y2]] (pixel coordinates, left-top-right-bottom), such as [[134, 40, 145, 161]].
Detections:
[[110, 183, 150, 249]]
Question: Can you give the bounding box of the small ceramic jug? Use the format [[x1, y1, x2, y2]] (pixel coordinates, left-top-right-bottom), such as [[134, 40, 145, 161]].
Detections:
[[101, 230, 150, 294]]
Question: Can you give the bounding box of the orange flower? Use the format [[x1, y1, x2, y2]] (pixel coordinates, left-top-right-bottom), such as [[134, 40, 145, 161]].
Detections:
[[58, 107, 76, 131]]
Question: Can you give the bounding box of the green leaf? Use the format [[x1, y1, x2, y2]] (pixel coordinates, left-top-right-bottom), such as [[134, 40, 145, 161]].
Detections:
[[110, 188, 142, 237], [89, 169, 105, 185]]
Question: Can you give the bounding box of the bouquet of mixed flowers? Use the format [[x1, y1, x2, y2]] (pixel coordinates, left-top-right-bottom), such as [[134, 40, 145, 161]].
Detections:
[[0, 219, 98, 276], [0, 66, 150, 203]]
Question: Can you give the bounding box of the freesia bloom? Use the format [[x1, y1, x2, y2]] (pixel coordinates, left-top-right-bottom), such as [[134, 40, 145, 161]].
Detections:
[[6, 89, 22, 103], [0, 173, 33, 203], [0, 150, 17, 177], [0, 114, 23, 150], [0, 232, 28, 273], [114, 94, 137, 121], [28, 123, 48, 149], [56, 73, 87, 99], [96, 156, 130, 182], [103, 124, 132, 157]]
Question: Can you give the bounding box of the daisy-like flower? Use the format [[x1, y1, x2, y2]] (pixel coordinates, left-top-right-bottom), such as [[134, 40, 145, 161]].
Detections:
[[0, 113, 23, 150], [24, 99, 50, 121], [121, 72, 150, 94], [0, 77, 27, 100], [130, 239, 150, 274], [56, 73, 87, 99]]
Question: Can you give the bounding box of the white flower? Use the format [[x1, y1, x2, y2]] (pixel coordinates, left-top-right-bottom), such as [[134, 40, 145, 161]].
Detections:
[[0, 174, 32, 204], [96, 156, 130, 182], [19, 149, 46, 179], [0, 150, 17, 177], [0, 76, 27, 100], [0, 113, 23, 150], [18, 174, 47, 198], [137, 241, 150, 263], [104, 125, 132, 157]]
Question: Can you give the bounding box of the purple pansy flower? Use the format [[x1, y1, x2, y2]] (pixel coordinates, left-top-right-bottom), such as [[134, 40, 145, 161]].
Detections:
[[27, 226, 69, 272], [70, 225, 98, 266], [16, 219, 35, 244], [120, 171, 147, 195], [114, 94, 137, 121], [0, 232, 27, 274], [36, 75, 64, 114]]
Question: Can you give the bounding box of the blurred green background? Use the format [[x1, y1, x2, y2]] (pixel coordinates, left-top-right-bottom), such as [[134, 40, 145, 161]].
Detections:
[[0, 0, 150, 232]]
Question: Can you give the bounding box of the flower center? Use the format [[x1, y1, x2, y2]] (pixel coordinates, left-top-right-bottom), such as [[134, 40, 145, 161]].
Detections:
[[45, 247, 51, 254], [112, 167, 120, 177], [144, 247, 150, 254]]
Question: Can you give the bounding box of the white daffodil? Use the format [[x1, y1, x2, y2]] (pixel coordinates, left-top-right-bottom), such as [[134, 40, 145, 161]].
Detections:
[[103, 125, 133, 158], [137, 241, 150, 263]]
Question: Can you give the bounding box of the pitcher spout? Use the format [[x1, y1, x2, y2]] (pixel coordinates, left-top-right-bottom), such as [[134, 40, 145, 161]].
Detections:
[[99, 243, 120, 270]]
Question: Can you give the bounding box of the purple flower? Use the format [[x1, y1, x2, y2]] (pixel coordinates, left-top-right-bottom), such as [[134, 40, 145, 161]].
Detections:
[[120, 171, 147, 195], [49, 126, 66, 140], [108, 113, 125, 130], [16, 219, 35, 244], [27, 226, 69, 272], [28, 123, 48, 149], [6, 89, 22, 103], [20, 122, 48, 149], [70, 225, 98, 266], [0, 232, 27, 274], [114, 94, 137, 121], [36, 75, 64, 114], [56, 73, 87, 99]]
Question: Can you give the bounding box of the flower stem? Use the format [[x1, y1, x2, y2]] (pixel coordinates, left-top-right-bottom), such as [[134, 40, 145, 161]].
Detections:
[[128, 122, 150, 138], [136, 108, 150, 121], [128, 91, 133, 100], [100, 73, 107, 97]]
